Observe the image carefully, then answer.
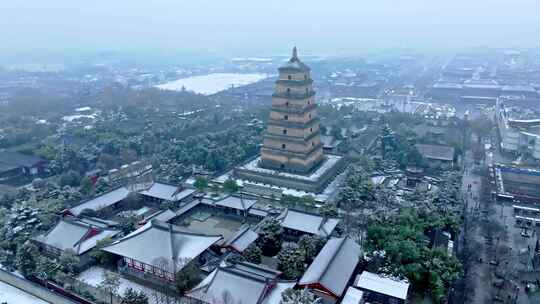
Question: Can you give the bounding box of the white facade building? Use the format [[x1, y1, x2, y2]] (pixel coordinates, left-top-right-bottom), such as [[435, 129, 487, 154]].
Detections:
[[497, 100, 540, 159]]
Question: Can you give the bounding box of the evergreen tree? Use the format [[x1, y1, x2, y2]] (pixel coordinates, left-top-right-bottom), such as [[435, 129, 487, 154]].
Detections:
[[59, 250, 80, 275], [257, 218, 283, 256], [121, 288, 149, 304], [95, 178, 111, 194], [90, 238, 116, 265], [15, 242, 39, 277], [223, 179, 239, 193], [194, 176, 208, 192], [297, 235, 325, 264], [59, 170, 82, 187], [319, 204, 338, 217], [35, 256, 59, 283], [175, 260, 201, 295], [80, 176, 93, 195], [280, 288, 321, 304], [243, 244, 262, 264], [277, 244, 305, 280]]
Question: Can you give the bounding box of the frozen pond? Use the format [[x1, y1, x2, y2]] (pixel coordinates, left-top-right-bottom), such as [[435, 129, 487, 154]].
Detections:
[[0, 281, 50, 304], [156, 73, 267, 95]]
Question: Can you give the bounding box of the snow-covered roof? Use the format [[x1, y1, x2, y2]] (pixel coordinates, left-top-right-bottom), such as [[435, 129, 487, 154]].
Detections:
[[354, 271, 410, 300], [69, 187, 130, 216], [248, 208, 269, 218], [214, 195, 257, 211], [223, 226, 258, 252], [415, 144, 455, 162], [299, 237, 361, 298], [502, 85, 536, 92], [188, 262, 285, 304], [138, 182, 195, 201], [341, 287, 365, 304], [278, 47, 310, 72], [279, 209, 339, 237], [142, 209, 176, 224], [176, 200, 201, 217], [103, 220, 222, 271], [78, 216, 118, 228], [33, 218, 119, 255]]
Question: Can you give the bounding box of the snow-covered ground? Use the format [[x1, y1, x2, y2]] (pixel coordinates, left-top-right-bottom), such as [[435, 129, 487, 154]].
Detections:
[[77, 266, 166, 304], [240, 155, 342, 182], [214, 163, 346, 203], [0, 281, 50, 304], [156, 73, 268, 95]]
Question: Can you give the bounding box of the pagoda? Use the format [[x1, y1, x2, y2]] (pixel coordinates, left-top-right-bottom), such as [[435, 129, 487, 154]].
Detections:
[[260, 47, 324, 174], [235, 48, 344, 194]]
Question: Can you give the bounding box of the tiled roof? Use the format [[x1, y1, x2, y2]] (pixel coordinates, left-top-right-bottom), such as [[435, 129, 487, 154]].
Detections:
[[142, 209, 177, 224], [103, 220, 222, 271], [69, 187, 130, 216], [214, 195, 257, 211], [138, 182, 195, 201], [415, 144, 455, 161], [354, 271, 410, 300], [188, 262, 286, 304], [299, 237, 361, 298], [223, 226, 258, 252], [279, 209, 339, 237], [33, 217, 119, 255], [278, 47, 311, 72]]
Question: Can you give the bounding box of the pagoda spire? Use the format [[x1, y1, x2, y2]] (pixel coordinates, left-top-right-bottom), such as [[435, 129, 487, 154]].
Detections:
[[291, 46, 298, 61]]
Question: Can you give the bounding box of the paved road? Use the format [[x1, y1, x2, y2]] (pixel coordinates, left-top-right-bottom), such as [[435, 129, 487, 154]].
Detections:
[[461, 141, 539, 304]]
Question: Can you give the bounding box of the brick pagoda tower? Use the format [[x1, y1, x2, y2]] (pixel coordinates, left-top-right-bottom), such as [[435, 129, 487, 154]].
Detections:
[[234, 47, 344, 193], [260, 47, 325, 174]]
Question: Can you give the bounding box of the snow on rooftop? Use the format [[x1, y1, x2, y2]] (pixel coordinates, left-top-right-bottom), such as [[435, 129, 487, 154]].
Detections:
[[103, 220, 222, 270], [156, 73, 268, 95], [214, 196, 257, 211], [139, 182, 195, 201], [341, 287, 365, 304], [0, 281, 50, 304], [188, 262, 286, 304], [144, 209, 177, 223], [224, 226, 259, 252], [69, 187, 130, 216], [280, 209, 339, 236], [354, 271, 410, 300], [33, 218, 119, 255], [299, 237, 361, 297]]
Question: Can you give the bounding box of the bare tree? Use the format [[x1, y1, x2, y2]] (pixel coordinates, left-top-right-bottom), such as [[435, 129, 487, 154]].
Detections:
[[151, 257, 179, 304], [98, 271, 121, 304]]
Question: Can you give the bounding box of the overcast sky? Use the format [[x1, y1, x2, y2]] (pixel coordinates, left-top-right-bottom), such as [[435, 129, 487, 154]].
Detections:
[[1, 0, 540, 59]]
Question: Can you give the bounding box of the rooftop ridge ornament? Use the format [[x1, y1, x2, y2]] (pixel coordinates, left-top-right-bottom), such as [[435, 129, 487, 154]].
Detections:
[[291, 46, 298, 62]]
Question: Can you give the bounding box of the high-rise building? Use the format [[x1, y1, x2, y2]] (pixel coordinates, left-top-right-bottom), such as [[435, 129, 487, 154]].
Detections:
[[260, 47, 324, 174]]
